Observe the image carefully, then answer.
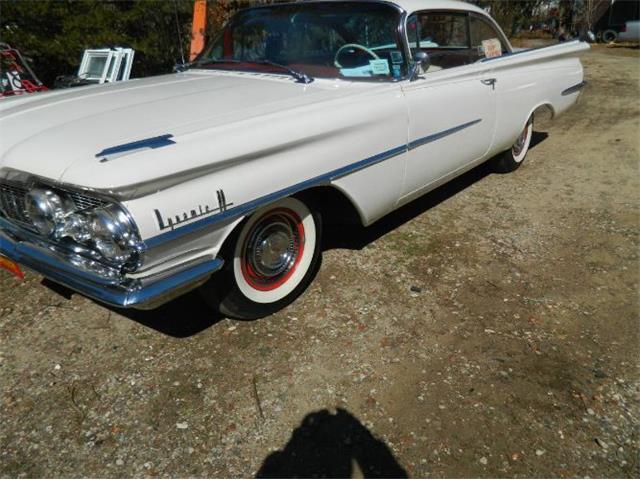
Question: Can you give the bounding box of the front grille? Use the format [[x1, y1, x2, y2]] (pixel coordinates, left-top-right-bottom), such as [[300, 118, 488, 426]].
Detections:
[[0, 182, 30, 226], [65, 190, 108, 212], [0, 180, 108, 227]]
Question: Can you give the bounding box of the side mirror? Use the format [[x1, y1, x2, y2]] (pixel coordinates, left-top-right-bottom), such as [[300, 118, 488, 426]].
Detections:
[[410, 51, 430, 81]]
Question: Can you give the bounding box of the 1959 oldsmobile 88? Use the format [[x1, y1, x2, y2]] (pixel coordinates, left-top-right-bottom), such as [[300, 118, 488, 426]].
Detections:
[[0, 0, 588, 319]]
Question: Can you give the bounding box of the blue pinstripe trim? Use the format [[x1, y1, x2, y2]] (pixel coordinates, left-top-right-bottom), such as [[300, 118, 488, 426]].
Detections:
[[144, 119, 481, 248], [408, 119, 482, 151], [96, 134, 175, 159], [144, 144, 406, 248]]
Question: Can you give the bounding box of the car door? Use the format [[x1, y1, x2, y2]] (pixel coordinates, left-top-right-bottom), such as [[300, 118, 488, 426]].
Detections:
[[399, 11, 502, 201]]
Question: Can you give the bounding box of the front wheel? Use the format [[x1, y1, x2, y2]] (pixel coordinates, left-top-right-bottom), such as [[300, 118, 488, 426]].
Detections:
[[493, 115, 534, 173], [200, 197, 322, 320]]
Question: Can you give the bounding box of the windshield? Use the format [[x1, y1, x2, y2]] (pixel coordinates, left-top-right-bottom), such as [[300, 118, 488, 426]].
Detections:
[[194, 2, 408, 81]]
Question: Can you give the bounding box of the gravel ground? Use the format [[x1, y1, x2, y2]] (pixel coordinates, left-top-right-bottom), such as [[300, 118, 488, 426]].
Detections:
[[1, 45, 638, 478]]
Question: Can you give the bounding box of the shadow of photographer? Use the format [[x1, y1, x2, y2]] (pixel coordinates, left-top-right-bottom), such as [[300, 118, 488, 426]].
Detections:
[[257, 408, 408, 479]]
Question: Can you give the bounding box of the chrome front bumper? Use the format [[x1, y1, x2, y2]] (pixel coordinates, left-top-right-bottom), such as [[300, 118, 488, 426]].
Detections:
[[0, 223, 224, 310]]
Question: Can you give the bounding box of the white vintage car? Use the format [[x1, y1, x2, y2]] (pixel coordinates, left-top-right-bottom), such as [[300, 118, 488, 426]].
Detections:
[[0, 0, 588, 319]]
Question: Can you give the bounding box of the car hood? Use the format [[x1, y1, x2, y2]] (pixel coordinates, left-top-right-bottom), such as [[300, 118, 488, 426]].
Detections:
[[0, 70, 362, 188]]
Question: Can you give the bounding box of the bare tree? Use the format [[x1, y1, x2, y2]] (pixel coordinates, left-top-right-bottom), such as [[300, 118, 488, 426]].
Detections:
[[472, 0, 546, 36], [582, 0, 600, 31]]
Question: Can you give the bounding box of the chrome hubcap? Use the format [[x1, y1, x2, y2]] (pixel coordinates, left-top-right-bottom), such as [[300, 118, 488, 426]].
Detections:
[[251, 222, 295, 277], [242, 209, 304, 290]]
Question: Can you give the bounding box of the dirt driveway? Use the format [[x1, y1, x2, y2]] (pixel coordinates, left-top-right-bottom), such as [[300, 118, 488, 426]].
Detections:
[[1, 46, 638, 478]]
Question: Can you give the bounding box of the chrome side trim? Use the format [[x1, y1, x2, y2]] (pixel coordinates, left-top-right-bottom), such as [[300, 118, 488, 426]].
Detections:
[[2, 118, 482, 252], [561, 80, 587, 96], [0, 227, 223, 309], [98, 129, 355, 200], [408, 119, 482, 150], [145, 118, 482, 248], [145, 144, 408, 248]]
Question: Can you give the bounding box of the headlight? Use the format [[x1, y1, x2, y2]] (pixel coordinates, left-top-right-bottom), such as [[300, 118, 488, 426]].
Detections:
[[88, 205, 140, 266], [23, 186, 141, 270], [24, 189, 69, 237]]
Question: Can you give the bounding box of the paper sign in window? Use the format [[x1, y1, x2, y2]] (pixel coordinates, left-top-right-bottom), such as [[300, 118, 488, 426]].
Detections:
[[482, 38, 502, 58], [369, 59, 390, 75]]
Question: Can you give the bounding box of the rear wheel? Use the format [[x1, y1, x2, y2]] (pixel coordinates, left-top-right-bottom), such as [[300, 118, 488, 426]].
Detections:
[[201, 197, 322, 320], [493, 115, 534, 173]]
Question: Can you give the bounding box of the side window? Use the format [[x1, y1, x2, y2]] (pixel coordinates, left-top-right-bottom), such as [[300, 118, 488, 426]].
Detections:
[[419, 13, 469, 49], [469, 16, 504, 61], [407, 12, 471, 71], [407, 14, 420, 56]]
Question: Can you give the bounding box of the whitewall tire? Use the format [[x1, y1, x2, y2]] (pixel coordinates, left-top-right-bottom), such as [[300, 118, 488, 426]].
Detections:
[[494, 115, 534, 173], [201, 196, 322, 320]]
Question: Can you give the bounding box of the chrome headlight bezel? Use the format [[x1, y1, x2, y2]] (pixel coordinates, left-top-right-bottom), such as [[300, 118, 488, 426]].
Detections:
[[24, 188, 71, 237], [0, 171, 144, 273], [48, 194, 143, 272]]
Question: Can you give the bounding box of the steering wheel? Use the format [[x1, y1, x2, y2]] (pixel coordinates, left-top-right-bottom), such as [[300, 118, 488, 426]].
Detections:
[[334, 43, 380, 68]]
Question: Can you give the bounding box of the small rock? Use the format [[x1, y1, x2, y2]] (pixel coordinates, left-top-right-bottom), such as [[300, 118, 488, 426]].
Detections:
[[535, 449, 546, 456], [410, 286, 422, 293], [479, 457, 488, 465], [587, 408, 595, 416], [115, 459, 124, 466], [595, 438, 608, 450], [593, 369, 607, 379], [176, 422, 189, 430], [54, 364, 61, 371]]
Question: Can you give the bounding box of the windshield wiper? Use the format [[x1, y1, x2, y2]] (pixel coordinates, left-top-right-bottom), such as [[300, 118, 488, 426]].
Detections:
[[194, 59, 314, 84]]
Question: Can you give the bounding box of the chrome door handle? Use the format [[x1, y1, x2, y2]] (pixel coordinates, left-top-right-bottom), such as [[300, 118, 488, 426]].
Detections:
[[481, 78, 497, 90]]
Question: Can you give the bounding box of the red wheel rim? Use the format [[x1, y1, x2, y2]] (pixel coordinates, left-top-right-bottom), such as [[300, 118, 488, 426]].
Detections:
[[240, 208, 306, 292]]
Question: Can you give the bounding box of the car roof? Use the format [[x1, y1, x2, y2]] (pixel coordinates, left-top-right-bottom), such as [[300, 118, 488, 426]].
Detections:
[[385, 0, 487, 15], [293, 0, 487, 15], [254, 0, 487, 16], [248, 0, 491, 21]]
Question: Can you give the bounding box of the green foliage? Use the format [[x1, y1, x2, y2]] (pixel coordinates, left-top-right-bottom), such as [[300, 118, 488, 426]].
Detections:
[[0, 0, 193, 86]]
